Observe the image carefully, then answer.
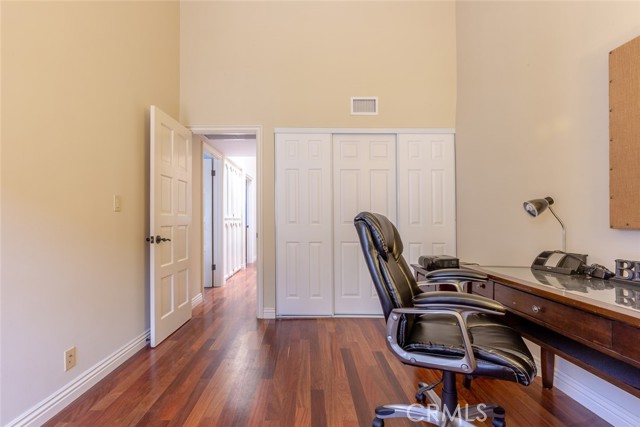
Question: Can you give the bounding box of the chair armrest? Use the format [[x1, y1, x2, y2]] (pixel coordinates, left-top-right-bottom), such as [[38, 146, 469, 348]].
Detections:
[[424, 268, 487, 282], [417, 280, 466, 293], [413, 291, 506, 316], [416, 280, 438, 287], [386, 306, 477, 374], [417, 268, 487, 293]]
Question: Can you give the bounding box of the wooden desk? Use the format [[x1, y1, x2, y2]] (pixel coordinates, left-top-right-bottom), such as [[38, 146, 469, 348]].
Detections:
[[465, 266, 640, 398]]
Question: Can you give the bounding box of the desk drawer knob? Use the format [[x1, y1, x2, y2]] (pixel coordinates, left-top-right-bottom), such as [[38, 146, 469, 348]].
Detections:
[[532, 305, 542, 313]]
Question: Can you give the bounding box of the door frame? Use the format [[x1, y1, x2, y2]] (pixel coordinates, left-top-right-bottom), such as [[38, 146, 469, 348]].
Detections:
[[202, 145, 223, 287], [191, 125, 264, 318]]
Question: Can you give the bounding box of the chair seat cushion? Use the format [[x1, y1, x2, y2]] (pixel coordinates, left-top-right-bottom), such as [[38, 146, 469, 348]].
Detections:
[[404, 313, 537, 385]]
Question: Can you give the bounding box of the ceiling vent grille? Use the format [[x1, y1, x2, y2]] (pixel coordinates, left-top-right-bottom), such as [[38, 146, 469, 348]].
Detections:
[[351, 97, 378, 115]]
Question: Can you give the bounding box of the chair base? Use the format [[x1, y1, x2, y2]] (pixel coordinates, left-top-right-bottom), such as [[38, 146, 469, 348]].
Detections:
[[372, 403, 505, 427]]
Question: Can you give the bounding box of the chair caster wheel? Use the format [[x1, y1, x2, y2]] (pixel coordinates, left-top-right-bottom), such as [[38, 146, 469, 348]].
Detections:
[[372, 417, 384, 427], [415, 391, 426, 403], [491, 406, 506, 427], [463, 375, 473, 389]]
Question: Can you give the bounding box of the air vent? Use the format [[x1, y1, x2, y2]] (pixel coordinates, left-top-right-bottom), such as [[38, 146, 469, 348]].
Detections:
[[351, 97, 378, 115]]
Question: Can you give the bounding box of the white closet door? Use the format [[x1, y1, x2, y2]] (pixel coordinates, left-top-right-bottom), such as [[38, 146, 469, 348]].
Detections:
[[276, 134, 333, 316], [333, 134, 396, 315], [397, 134, 456, 265]]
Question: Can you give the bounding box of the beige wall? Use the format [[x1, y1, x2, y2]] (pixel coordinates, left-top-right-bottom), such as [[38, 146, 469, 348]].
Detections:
[[456, 0, 640, 267], [180, 0, 458, 310], [0, 1, 180, 423]]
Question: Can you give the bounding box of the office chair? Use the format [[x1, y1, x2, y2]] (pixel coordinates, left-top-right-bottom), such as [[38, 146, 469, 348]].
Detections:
[[354, 212, 537, 427]]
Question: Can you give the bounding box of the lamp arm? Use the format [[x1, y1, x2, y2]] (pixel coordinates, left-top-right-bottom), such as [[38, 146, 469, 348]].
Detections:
[[547, 205, 566, 252]]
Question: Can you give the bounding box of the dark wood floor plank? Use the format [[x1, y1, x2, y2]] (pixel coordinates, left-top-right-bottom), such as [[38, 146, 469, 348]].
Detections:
[[341, 347, 375, 427], [44, 265, 612, 427]]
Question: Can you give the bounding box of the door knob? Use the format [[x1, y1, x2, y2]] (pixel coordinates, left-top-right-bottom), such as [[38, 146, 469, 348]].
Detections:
[[156, 235, 171, 243]]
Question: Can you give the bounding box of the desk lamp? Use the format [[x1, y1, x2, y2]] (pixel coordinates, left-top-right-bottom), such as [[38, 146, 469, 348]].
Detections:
[[523, 196, 566, 252]]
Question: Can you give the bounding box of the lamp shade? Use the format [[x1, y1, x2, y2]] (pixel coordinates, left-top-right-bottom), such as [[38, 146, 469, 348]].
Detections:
[[523, 197, 554, 217]]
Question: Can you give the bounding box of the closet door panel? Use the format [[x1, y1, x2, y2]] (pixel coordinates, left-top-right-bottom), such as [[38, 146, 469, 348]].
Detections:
[[397, 134, 456, 266], [333, 134, 396, 315], [276, 130, 456, 317], [276, 134, 333, 316], [370, 170, 394, 214]]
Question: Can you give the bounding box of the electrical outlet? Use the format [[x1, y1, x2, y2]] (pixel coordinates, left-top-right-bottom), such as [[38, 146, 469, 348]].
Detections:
[[64, 347, 77, 371]]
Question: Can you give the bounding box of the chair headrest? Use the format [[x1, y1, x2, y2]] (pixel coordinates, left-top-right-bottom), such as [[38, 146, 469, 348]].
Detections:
[[354, 212, 402, 261]]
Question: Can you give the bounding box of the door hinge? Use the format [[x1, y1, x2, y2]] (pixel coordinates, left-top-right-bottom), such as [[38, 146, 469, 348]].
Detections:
[[212, 264, 216, 271], [211, 170, 216, 177]]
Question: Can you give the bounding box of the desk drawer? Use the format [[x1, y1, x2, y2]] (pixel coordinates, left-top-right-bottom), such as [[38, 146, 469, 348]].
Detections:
[[613, 322, 640, 366], [494, 284, 612, 348], [470, 281, 494, 298]]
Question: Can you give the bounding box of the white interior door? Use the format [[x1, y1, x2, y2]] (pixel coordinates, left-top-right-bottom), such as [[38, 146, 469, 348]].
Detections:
[[276, 133, 333, 316], [212, 156, 223, 287], [149, 106, 193, 347], [203, 157, 213, 287], [223, 160, 245, 279], [397, 134, 456, 265], [333, 134, 396, 315]]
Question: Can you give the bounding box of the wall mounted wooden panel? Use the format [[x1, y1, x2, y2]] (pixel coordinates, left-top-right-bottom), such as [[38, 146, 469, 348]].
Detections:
[[610, 35, 640, 229]]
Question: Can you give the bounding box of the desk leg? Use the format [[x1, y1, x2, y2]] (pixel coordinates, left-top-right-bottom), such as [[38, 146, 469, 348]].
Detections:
[[541, 348, 555, 389]]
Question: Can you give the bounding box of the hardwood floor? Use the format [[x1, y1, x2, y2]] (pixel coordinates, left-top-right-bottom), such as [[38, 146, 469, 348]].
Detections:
[[44, 265, 611, 426]]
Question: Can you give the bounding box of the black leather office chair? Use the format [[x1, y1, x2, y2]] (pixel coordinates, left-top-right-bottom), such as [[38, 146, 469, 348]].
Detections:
[[354, 212, 537, 427]]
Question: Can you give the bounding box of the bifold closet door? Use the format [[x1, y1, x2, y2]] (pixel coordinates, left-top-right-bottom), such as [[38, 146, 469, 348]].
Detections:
[[397, 134, 457, 265], [276, 134, 333, 316], [333, 134, 396, 316]]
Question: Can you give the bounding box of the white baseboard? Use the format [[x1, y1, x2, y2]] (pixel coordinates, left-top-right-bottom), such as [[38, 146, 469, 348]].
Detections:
[[7, 330, 150, 427], [191, 292, 203, 308], [528, 346, 640, 427], [262, 307, 276, 319], [552, 359, 640, 427]]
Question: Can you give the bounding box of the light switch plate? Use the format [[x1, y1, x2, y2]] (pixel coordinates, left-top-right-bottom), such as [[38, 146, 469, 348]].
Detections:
[[113, 195, 122, 212]]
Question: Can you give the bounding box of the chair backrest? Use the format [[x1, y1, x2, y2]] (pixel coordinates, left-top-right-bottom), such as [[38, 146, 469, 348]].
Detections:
[[354, 212, 422, 320]]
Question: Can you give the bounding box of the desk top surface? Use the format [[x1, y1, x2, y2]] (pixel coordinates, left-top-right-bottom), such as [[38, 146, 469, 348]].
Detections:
[[469, 265, 640, 323]]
